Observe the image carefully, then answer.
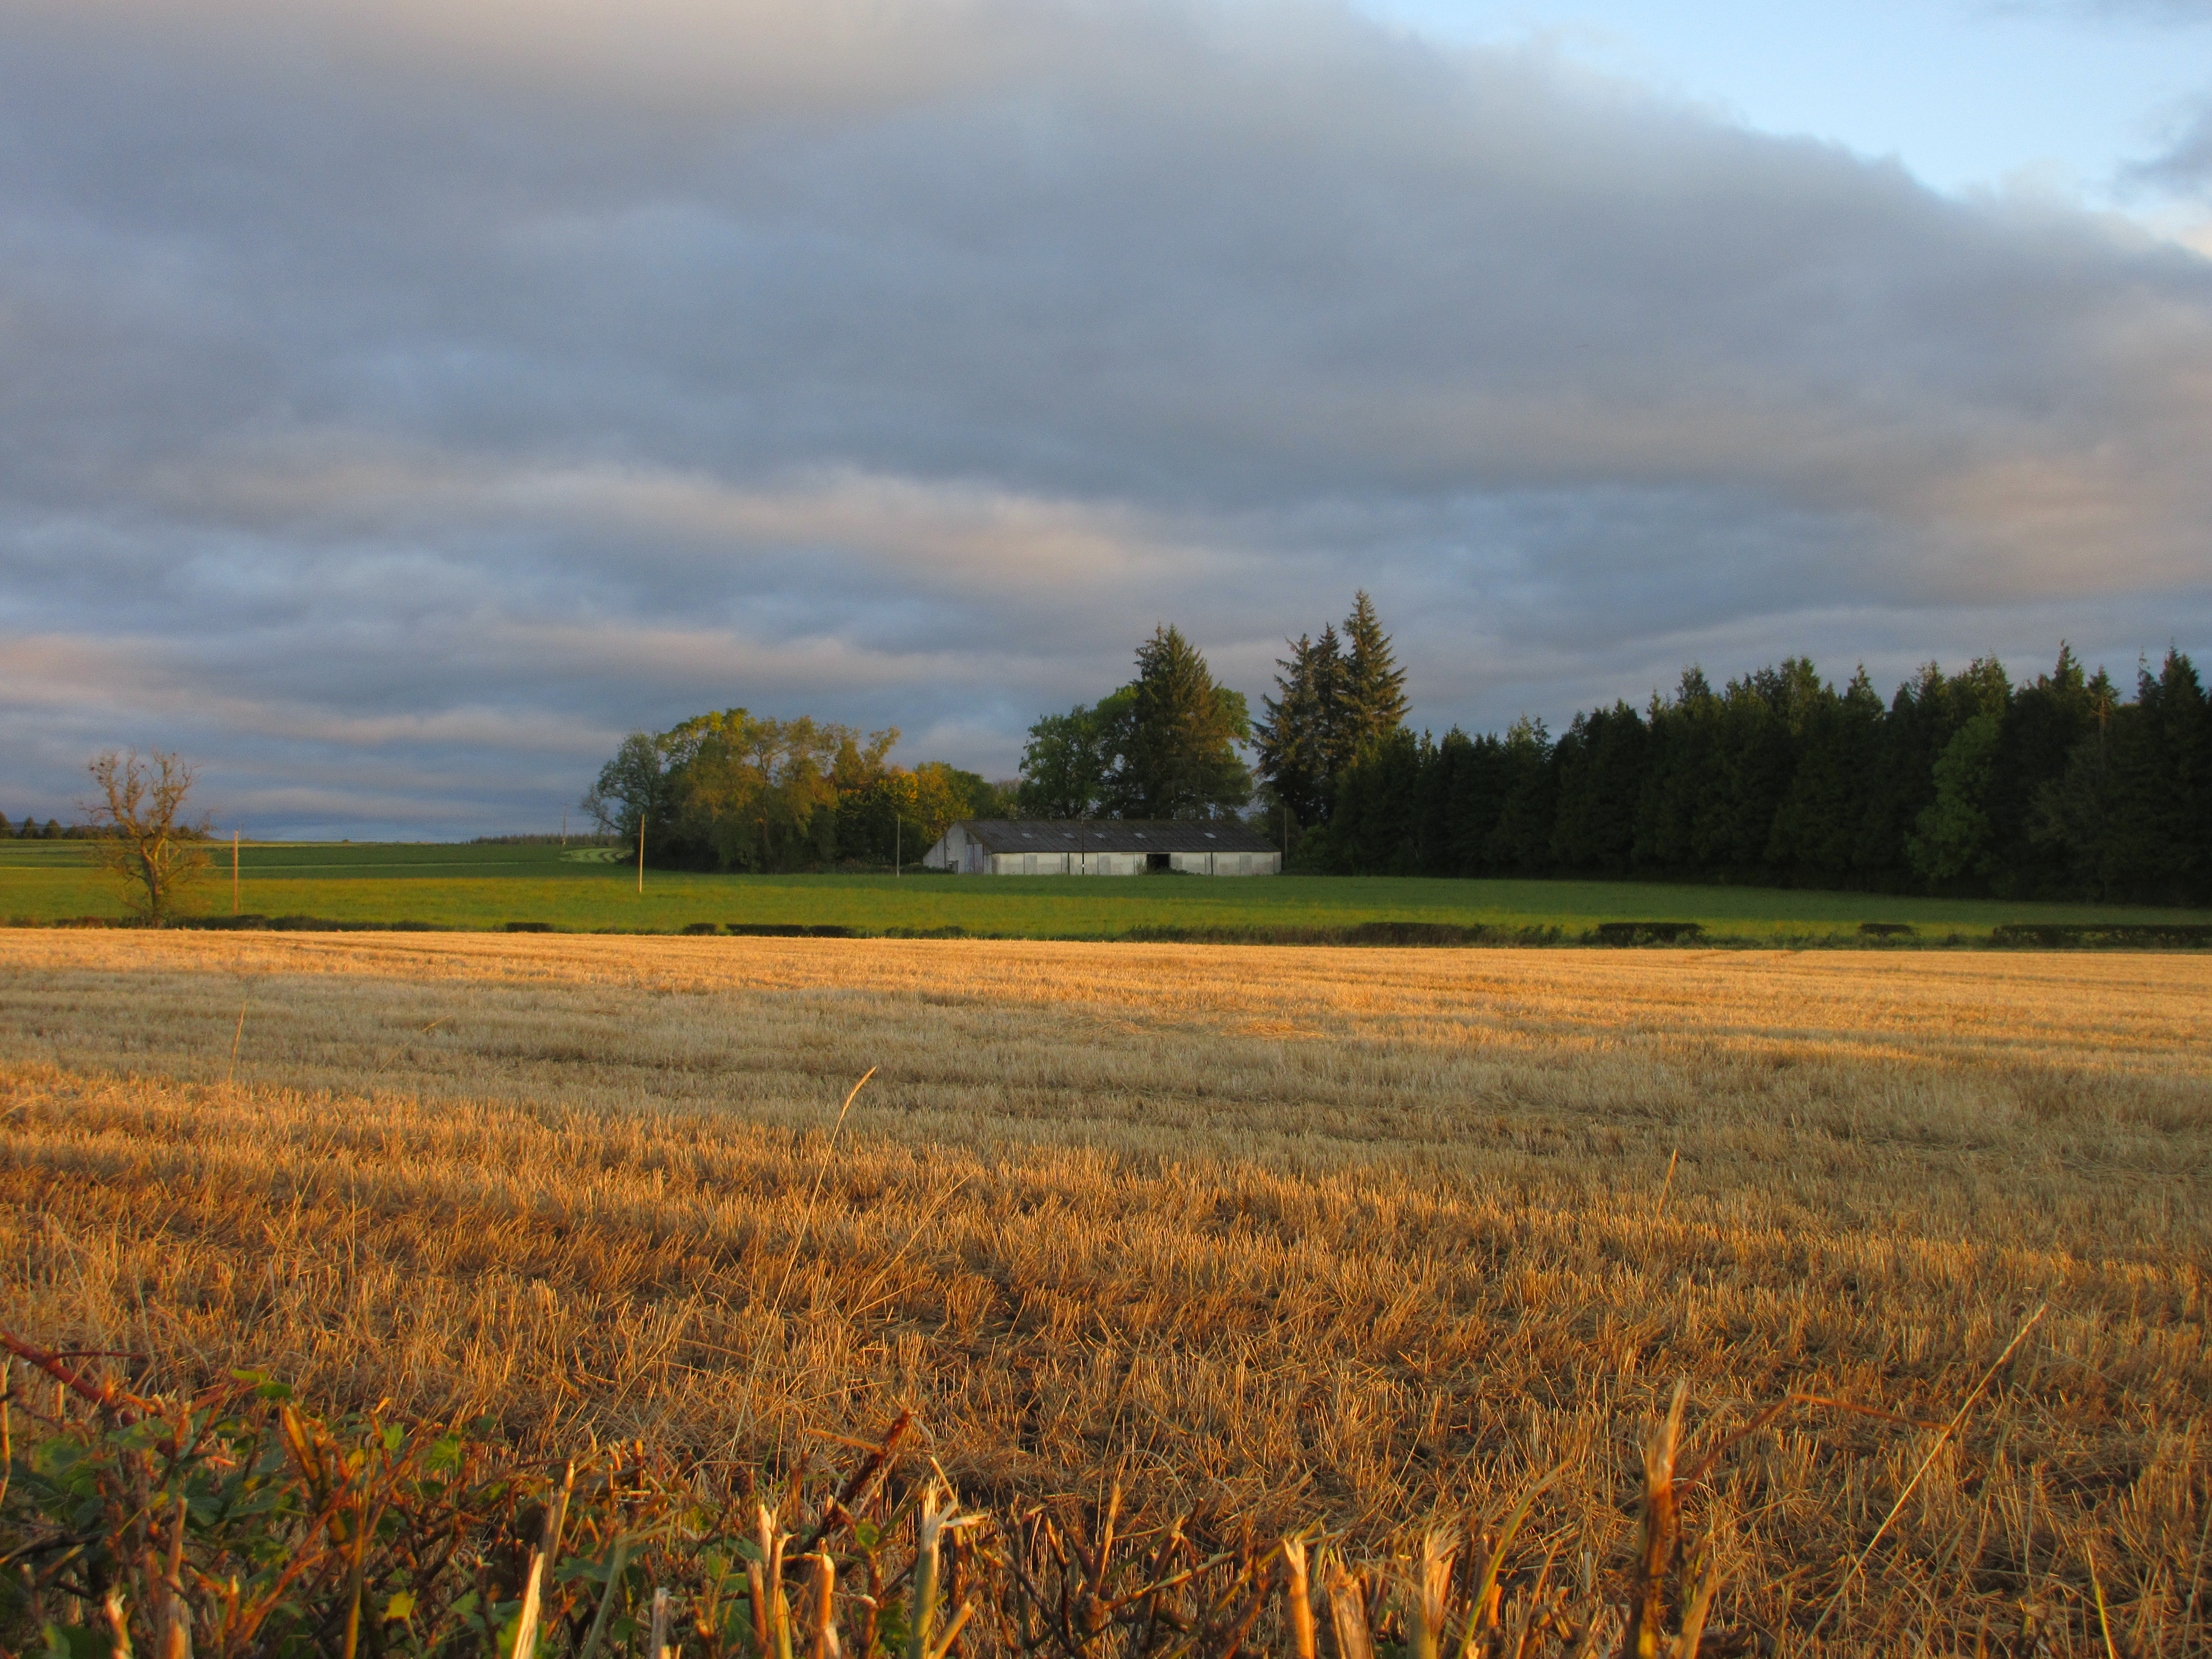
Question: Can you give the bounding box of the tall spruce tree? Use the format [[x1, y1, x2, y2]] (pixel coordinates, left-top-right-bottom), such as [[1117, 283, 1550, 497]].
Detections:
[[1767, 667, 1880, 878], [1991, 645, 2097, 896], [1549, 702, 1647, 874], [1632, 667, 1717, 871], [1254, 629, 1342, 829], [1118, 626, 1252, 819], [2030, 667, 2123, 896], [1256, 593, 1406, 830], [1486, 716, 1555, 871], [2102, 649, 2208, 900], [1337, 591, 1409, 759]]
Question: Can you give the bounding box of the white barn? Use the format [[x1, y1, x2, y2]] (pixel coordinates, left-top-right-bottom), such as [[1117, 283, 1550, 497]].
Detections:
[[923, 819, 1281, 876]]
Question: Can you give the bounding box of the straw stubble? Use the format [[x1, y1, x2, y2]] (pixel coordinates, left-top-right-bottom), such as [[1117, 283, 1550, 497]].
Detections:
[[0, 929, 2206, 1650]]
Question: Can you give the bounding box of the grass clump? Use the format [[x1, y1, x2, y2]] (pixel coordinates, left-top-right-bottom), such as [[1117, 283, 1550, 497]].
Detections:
[[1, 1328, 1871, 1659]]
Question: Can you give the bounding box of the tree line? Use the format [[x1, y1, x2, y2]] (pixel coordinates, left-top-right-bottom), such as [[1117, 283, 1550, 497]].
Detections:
[[582, 711, 1012, 871], [587, 595, 2207, 902], [1282, 643, 2210, 903], [587, 623, 1263, 870], [2, 813, 104, 839]]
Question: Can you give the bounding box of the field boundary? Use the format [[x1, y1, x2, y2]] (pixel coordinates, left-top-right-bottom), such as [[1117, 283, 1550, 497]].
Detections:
[[11, 911, 2212, 949]]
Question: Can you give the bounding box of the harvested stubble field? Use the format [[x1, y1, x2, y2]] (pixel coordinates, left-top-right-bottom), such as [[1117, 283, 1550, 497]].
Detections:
[[2, 930, 2208, 1653]]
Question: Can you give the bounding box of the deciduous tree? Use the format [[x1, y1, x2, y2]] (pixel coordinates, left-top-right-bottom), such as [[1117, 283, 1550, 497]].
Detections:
[[83, 749, 208, 925], [1015, 693, 1131, 820]]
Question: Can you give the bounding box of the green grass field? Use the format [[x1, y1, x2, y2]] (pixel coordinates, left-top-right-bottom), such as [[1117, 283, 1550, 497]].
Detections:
[[4, 838, 2208, 942]]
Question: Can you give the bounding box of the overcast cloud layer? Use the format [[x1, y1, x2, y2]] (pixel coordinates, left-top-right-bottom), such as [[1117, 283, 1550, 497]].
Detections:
[[2, 0, 2209, 834]]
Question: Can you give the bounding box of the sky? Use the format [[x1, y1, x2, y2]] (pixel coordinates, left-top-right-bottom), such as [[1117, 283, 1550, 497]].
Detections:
[[2, 0, 2209, 836]]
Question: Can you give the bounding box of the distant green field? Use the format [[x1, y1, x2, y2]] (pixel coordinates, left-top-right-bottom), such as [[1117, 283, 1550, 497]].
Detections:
[[3, 839, 2209, 943]]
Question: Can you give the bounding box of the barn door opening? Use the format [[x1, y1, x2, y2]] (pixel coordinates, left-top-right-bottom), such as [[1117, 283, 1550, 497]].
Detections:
[[1146, 852, 1171, 872]]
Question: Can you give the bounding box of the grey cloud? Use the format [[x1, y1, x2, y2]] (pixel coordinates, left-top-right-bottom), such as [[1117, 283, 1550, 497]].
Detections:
[[2128, 102, 2212, 197], [1, 0, 2209, 832]]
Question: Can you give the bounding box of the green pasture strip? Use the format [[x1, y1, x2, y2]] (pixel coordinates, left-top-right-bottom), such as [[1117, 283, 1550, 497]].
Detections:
[[4, 841, 2209, 942], [0, 841, 617, 882]]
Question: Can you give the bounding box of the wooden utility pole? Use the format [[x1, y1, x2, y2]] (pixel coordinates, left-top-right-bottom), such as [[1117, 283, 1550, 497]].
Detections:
[[232, 826, 240, 914], [637, 818, 645, 895], [561, 806, 567, 847]]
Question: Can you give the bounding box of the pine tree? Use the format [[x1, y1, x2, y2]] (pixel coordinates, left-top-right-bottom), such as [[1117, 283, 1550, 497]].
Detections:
[[2103, 649, 2208, 900], [1254, 630, 1342, 830], [1486, 716, 1555, 871], [1336, 591, 1408, 762], [1256, 593, 1406, 832], [2030, 667, 2122, 898], [1990, 645, 2097, 896], [1550, 702, 1647, 874], [1767, 667, 1879, 878], [1446, 731, 1512, 876], [1119, 626, 1252, 819], [1632, 668, 1717, 871], [1324, 727, 1424, 873]]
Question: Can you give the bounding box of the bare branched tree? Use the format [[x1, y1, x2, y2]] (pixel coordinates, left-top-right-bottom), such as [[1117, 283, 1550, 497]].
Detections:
[[83, 749, 210, 925]]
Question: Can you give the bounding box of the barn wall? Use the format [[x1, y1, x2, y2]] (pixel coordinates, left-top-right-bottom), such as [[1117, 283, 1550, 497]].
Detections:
[[966, 846, 1276, 875]]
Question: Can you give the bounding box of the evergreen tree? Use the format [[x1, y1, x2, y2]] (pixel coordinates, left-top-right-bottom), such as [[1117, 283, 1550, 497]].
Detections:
[[1337, 591, 1409, 759], [2030, 670, 2122, 898], [1486, 716, 1555, 871], [1254, 630, 1342, 830], [1988, 645, 2097, 896], [1415, 727, 1470, 875], [1768, 667, 1879, 878], [1550, 703, 1647, 874], [1854, 663, 1979, 885], [2102, 650, 2208, 900], [1256, 593, 1406, 832], [1320, 726, 1425, 873], [1444, 730, 1511, 875], [1118, 626, 1252, 819], [1632, 668, 1716, 871], [1693, 662, 1820, 873]]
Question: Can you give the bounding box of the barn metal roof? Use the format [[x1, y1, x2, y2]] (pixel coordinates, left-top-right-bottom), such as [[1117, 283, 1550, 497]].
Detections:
[[954, 819, 1278, 854]]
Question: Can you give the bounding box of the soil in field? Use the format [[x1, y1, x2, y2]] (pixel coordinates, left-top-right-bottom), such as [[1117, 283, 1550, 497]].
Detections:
[[1, 933, 2207, 1652]]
